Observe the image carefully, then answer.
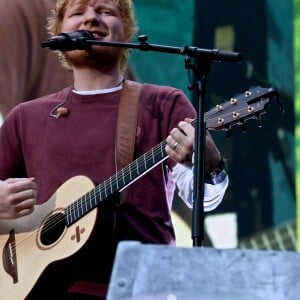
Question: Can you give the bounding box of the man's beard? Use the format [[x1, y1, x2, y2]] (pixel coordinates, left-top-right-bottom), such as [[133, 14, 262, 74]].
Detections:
[[64, 47, 122, 69]]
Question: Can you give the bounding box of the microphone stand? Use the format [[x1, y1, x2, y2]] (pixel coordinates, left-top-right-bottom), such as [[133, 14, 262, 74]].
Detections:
[[42, 34, 242, 63], [42, 34, 243, 247], [185, 56, 212, 247]]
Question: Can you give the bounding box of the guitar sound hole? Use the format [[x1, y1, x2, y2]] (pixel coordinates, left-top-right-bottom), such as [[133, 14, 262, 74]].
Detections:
[[40, 213, 66, 246]]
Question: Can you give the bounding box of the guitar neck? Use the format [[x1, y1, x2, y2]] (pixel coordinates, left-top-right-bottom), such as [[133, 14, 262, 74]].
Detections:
[[65, 139, 169, 226]]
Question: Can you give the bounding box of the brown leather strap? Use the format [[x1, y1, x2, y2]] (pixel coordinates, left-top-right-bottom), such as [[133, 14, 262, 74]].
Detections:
[[115, 80, 142, 171]]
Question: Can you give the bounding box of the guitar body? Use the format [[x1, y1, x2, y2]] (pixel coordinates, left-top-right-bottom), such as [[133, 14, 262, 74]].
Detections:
[[0, 175, 98, 300]]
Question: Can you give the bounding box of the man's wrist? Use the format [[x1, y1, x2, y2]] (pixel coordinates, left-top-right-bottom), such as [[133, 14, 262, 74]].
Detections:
[[205, 158, 227, 185]]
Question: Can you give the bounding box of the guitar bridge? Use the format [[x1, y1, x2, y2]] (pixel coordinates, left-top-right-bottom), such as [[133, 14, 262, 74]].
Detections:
[[2, 229, 18, 283]]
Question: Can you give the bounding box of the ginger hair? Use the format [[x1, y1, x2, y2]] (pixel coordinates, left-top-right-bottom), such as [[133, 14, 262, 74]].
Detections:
[[47, 0, 138, 71]]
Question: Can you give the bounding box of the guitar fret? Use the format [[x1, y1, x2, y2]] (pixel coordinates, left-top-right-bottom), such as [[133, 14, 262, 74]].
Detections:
[[81, 196, 86, 214], [76, 199, 80, 217], [103, 181, 108, 199], [79, 198, 83, 216], [85, 197, 88, 213], [74, 201, 78, 220], [69, 203, 74, 223], [66, 207, 71, 224], [152, 148, 155, 163], [79, 199, 83, 218], [79, 200, 83, 217], [114, 175, 119, 191], [69, 204, 75, 224], [93, 187, 100, 205], [71, 202, 74, 220], [71, 202, 75, 221], [87, 192, 92, 211], [128, 165, 132, 180], [92, 189, 96, 208], [160, 143, 164, 157], [90, 189, 95, 207], [110, 176, 115, 191], [83, 193, 87, 211], [121, 168, 126, 185], [83, 197, 87, 215], [75, 199, 79, 220]]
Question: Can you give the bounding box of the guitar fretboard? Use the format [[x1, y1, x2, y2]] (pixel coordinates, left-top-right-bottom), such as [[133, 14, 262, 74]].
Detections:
[[65, 140, 168, 226]]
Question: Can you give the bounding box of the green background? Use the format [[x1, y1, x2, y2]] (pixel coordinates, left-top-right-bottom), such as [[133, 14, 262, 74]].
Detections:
[[129, 0, 298, 250]]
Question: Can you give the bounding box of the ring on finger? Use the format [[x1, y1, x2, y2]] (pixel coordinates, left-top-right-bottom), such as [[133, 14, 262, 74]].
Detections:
[[173, 141, 179, 151]]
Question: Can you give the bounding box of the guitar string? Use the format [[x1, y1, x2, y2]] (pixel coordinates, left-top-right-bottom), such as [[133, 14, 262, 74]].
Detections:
[[8, 103, 259, 256]]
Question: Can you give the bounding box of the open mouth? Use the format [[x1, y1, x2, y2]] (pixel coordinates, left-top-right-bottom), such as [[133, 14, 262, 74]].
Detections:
[[90, 31, 107, 39]]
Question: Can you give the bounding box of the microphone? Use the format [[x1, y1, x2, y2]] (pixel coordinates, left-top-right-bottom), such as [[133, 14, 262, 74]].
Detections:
[[41, 30, 94, 51]]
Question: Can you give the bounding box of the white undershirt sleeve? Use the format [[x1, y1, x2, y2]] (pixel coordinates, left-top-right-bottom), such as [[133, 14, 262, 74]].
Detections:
[[172, 163, 228, 211]]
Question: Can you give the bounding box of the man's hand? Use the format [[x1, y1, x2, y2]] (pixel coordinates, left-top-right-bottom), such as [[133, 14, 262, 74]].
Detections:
[[165, 120, 194, 168], [0, 178, 37, 219], [165, 118, 222, 174]]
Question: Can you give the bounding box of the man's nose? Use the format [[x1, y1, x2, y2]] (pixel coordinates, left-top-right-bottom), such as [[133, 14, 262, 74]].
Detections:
[[84, 8, 100, 25]]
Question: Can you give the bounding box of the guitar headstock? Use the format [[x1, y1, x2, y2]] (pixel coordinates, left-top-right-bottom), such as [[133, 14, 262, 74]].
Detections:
[[205, 86, 279, 132]]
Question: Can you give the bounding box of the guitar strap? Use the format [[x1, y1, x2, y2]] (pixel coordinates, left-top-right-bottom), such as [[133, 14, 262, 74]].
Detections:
[[115, 79, 142, 171]]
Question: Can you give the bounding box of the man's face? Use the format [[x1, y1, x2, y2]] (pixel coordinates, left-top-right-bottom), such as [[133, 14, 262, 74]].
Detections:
[[60, 0, 125, 68]]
